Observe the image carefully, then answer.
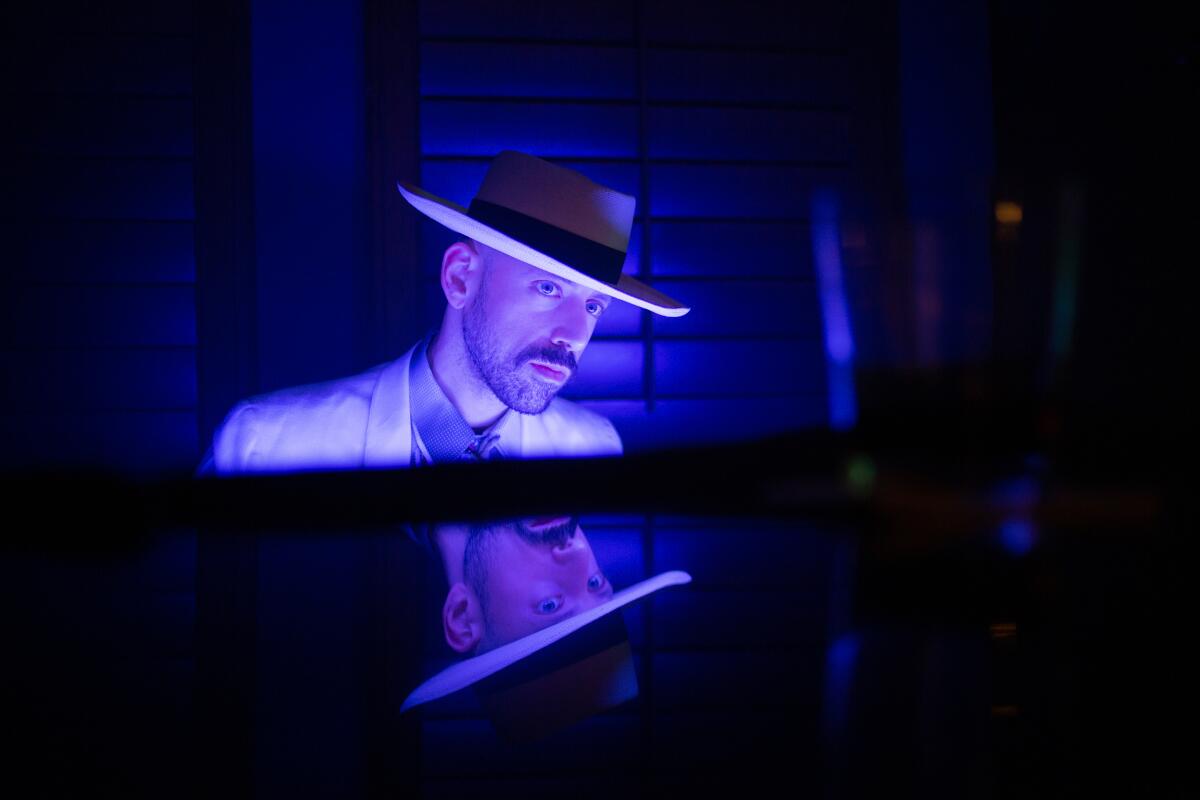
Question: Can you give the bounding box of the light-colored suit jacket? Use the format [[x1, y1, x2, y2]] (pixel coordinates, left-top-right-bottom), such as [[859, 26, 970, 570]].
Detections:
[[206, 344, 622, 474]]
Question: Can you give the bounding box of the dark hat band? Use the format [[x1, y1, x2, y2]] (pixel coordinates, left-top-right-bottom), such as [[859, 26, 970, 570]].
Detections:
[[468, 199, 626, 285]]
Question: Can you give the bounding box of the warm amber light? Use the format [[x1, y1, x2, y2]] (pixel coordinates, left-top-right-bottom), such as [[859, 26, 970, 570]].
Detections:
[[990, 622, 1017, 639], [995, 201, 1023, 224]]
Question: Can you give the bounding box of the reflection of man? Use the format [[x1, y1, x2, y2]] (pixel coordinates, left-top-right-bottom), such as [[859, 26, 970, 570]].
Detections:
[[433, 516, 612, 653], [203, 150, 689, 473], [407, 516, 690, 737]]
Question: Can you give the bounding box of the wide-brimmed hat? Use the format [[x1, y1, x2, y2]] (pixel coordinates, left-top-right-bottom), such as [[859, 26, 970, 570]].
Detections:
[[397, 151, 690, 317], [401, 570, 691, 738]]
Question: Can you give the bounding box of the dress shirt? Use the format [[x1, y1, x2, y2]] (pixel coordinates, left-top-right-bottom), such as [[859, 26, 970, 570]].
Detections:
[[408, 335, 510, 465]]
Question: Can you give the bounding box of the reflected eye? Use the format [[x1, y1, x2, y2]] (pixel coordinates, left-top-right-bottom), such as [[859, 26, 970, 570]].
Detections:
[[585, 300, 606, 317], [536, 596, 561, 614], [587, 573, 606, 592], [535, 280, 559, 297]]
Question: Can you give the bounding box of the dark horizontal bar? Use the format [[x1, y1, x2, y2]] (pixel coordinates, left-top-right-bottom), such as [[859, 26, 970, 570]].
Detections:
[[420, 153, 638, 164], [645, 275, 817, 283], [1, 434, 866, 537], [646, 40, 848, 57], [420, 155, 845, 172], [421, 94, 636, 106], [0, 217, 195, 225], [421, 94, 847, 113], [565, 391, 827, 402], [4, 281, 196, 290], [591, 332, 822, 343], [35, 32, 194, 40], [13, 90, 194, 101], [0, 344, 196, 352], [649, 215, 810, 224], [14, 153, 193, 164], [5, 406, 200, 414], [420, 34, 847, 57], [421, 35, 634, 49]]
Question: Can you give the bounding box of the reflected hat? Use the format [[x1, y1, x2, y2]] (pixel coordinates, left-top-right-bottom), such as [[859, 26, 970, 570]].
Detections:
[[401, 570, 692, 740], [397, 150, 690, 317]]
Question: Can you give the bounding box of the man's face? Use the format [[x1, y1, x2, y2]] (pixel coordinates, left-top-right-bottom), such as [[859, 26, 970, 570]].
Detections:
[[462, 245, 612, 414], [465, 517, 614, 651]]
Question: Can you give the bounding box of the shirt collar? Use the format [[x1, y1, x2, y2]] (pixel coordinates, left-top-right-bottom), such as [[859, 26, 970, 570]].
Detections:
[[409, 333, 508, 463]]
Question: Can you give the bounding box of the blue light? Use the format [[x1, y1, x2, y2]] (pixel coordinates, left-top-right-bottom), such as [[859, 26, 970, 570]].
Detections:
[[811, 190, 857, 429], [822, 633, 860, 736], [998, 518, 1036, 557], [990, 474, 1039, 556]]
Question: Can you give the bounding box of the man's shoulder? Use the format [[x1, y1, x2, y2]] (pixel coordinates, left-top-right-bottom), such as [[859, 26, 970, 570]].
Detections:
[[518, 396, 623, 457], [211, 361, 397, 473], [239, 365, 386, 415]]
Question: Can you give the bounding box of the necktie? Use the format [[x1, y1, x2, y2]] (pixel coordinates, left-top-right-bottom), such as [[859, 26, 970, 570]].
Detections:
[[463, 432, 503, 461]]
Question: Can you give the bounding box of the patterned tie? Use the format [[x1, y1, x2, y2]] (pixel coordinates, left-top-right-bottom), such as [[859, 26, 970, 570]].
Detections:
[[463, 431, 503, 461]]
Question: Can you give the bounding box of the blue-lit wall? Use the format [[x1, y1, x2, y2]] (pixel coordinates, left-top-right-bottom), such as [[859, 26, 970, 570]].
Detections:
[[413, 0, 851, 450], [2, 4, 200, 474], [251, 0, 368, 394]]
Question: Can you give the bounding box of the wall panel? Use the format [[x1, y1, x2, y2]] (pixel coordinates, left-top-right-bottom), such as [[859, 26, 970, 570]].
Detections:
[[420, 100, 641, 157], [420, 42, 637, 99], [650, 221, 814, 277], [651, 163, 840, 218], [655, 339, 824, 395], [645, 48, 849, 105], [419, 0, 637, 41], [647, 107, 849, 162], [19, 158, 195, 220], [19, 96, 194, 158], [18, 35, 193, 95], [651, 279, 823, 337], [2, 285, 197, 347], [643, 0, 845, 48], [5, 220, 195, 283], [0, 348, 197, 410]]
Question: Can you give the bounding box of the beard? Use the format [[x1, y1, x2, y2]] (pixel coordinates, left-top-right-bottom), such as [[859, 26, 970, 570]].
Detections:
[[461, 270, 577, 414]]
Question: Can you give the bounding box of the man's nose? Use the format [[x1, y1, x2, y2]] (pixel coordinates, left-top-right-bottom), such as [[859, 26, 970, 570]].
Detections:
[[549, 299, 592, 355], [550, 533, 587, 566]]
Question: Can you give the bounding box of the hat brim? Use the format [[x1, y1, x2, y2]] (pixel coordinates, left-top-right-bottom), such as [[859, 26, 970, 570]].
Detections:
[[398, 182, 690, 318], [401, 569, 692, 711]]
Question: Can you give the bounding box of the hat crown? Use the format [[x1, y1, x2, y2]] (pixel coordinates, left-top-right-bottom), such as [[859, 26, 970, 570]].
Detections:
[[475, 151, 635, 253]]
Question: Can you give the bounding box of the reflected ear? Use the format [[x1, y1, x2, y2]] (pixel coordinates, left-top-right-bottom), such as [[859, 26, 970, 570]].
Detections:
[[442, 582, 484, 654], [441, 240, 481, 310]]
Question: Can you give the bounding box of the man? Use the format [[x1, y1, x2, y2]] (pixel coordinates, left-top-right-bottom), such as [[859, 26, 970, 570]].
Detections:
[[407, 515, 691, 738], [204, 150, 688, 473], [432, 515, 613, 654]]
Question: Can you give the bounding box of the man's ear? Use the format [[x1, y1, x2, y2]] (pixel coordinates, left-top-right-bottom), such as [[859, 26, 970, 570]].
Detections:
[[440, 240, 482, 310], [442, 582, 484, 654]]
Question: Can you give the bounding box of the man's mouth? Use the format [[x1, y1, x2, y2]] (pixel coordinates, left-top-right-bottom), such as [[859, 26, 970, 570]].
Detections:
[[528, 361, 569, 382]]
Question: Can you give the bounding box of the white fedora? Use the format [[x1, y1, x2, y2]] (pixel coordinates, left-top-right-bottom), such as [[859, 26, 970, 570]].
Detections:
[[397, 151, 690, 317], [401, 570, 692, 716]]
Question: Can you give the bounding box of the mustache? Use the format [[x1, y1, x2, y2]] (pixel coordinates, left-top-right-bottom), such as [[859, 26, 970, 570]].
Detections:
[[517, 345, 577, 374], [514, 515, 581, 547]]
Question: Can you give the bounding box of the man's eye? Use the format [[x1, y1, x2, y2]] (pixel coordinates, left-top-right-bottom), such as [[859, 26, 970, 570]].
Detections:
[[536, 281, 558, 296], [536, 597, 561, 614], [585, 300, 605, 317], [587, 574, 606, 592]]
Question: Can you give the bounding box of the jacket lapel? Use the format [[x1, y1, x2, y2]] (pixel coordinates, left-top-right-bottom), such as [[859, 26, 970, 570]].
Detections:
[[363, 345, 417, 467]]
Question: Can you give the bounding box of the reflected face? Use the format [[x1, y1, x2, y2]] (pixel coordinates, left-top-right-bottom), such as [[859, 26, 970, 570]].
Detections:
[[466, 517, 614, 651], [462, 246, 611, 414]]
